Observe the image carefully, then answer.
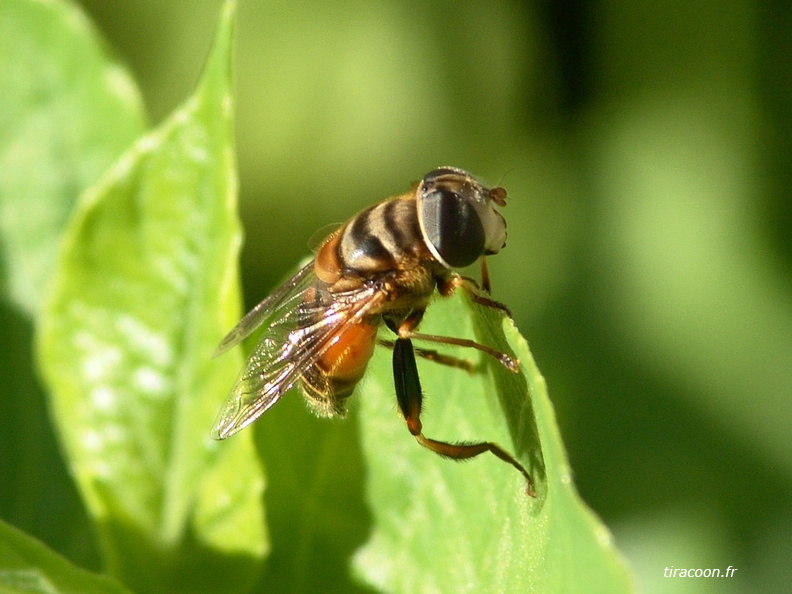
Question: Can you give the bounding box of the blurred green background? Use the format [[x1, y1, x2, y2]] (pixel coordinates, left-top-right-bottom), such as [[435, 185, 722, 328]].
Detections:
[[2, 0, 791, 592]]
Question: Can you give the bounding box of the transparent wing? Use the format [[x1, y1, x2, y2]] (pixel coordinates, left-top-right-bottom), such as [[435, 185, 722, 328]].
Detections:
[[214, 260, 316, 356], [212, 265, 383, 439]]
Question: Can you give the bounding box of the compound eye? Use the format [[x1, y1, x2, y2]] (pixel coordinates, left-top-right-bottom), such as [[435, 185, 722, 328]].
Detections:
[[419, 188, 485, 268]]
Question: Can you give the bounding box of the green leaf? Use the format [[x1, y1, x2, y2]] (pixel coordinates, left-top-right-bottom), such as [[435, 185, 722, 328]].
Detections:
[[37, 3, 267, 593], [0, 0, 146, 316], [0, 519, 131, 594], [353, 290, 633, 592]]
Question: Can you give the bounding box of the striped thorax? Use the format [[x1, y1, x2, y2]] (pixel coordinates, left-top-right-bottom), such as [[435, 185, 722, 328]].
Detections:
[[314, 166, 508, 292]]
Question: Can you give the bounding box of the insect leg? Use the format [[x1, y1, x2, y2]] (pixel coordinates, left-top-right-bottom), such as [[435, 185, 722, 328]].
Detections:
[[378, 339, 473, 372], [439, 274, 512, 318], [392, 337, 535, 495], [480, 255, 492, 294], [393, 311, 519, 373], [394, 312, 519, 373], [401, 331, 519, 373]]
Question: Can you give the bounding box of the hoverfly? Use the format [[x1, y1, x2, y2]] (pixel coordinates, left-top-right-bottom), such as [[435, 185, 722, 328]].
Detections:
[[212, 167, 533, 494]]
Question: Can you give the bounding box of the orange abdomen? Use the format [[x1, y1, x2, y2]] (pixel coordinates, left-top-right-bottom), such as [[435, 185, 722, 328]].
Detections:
[[316, 320, 379, 397]]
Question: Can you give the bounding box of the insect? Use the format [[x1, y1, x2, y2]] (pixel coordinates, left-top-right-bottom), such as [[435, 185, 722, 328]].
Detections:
[[212, 167, 534, 494]]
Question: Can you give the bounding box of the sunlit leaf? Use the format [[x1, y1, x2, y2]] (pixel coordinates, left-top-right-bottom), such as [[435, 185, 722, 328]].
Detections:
[[37, 3, 267, 593], [353, 290, 633, 592], [0, 0, 145, 316]]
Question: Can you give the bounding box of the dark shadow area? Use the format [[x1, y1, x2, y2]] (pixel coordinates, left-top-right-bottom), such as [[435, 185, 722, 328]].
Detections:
[[757, 2, 792, 277], [0, 300, 100, 571], [96, 513, 263, 594], [472, 297, 547, 502], [252, 391, 374, 594]]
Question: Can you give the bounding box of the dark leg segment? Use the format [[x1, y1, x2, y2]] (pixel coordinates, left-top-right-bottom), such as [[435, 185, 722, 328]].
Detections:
[[480, 256, 492, 294], [392, 338, 535, 496], [392, 336, 423, 435]]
